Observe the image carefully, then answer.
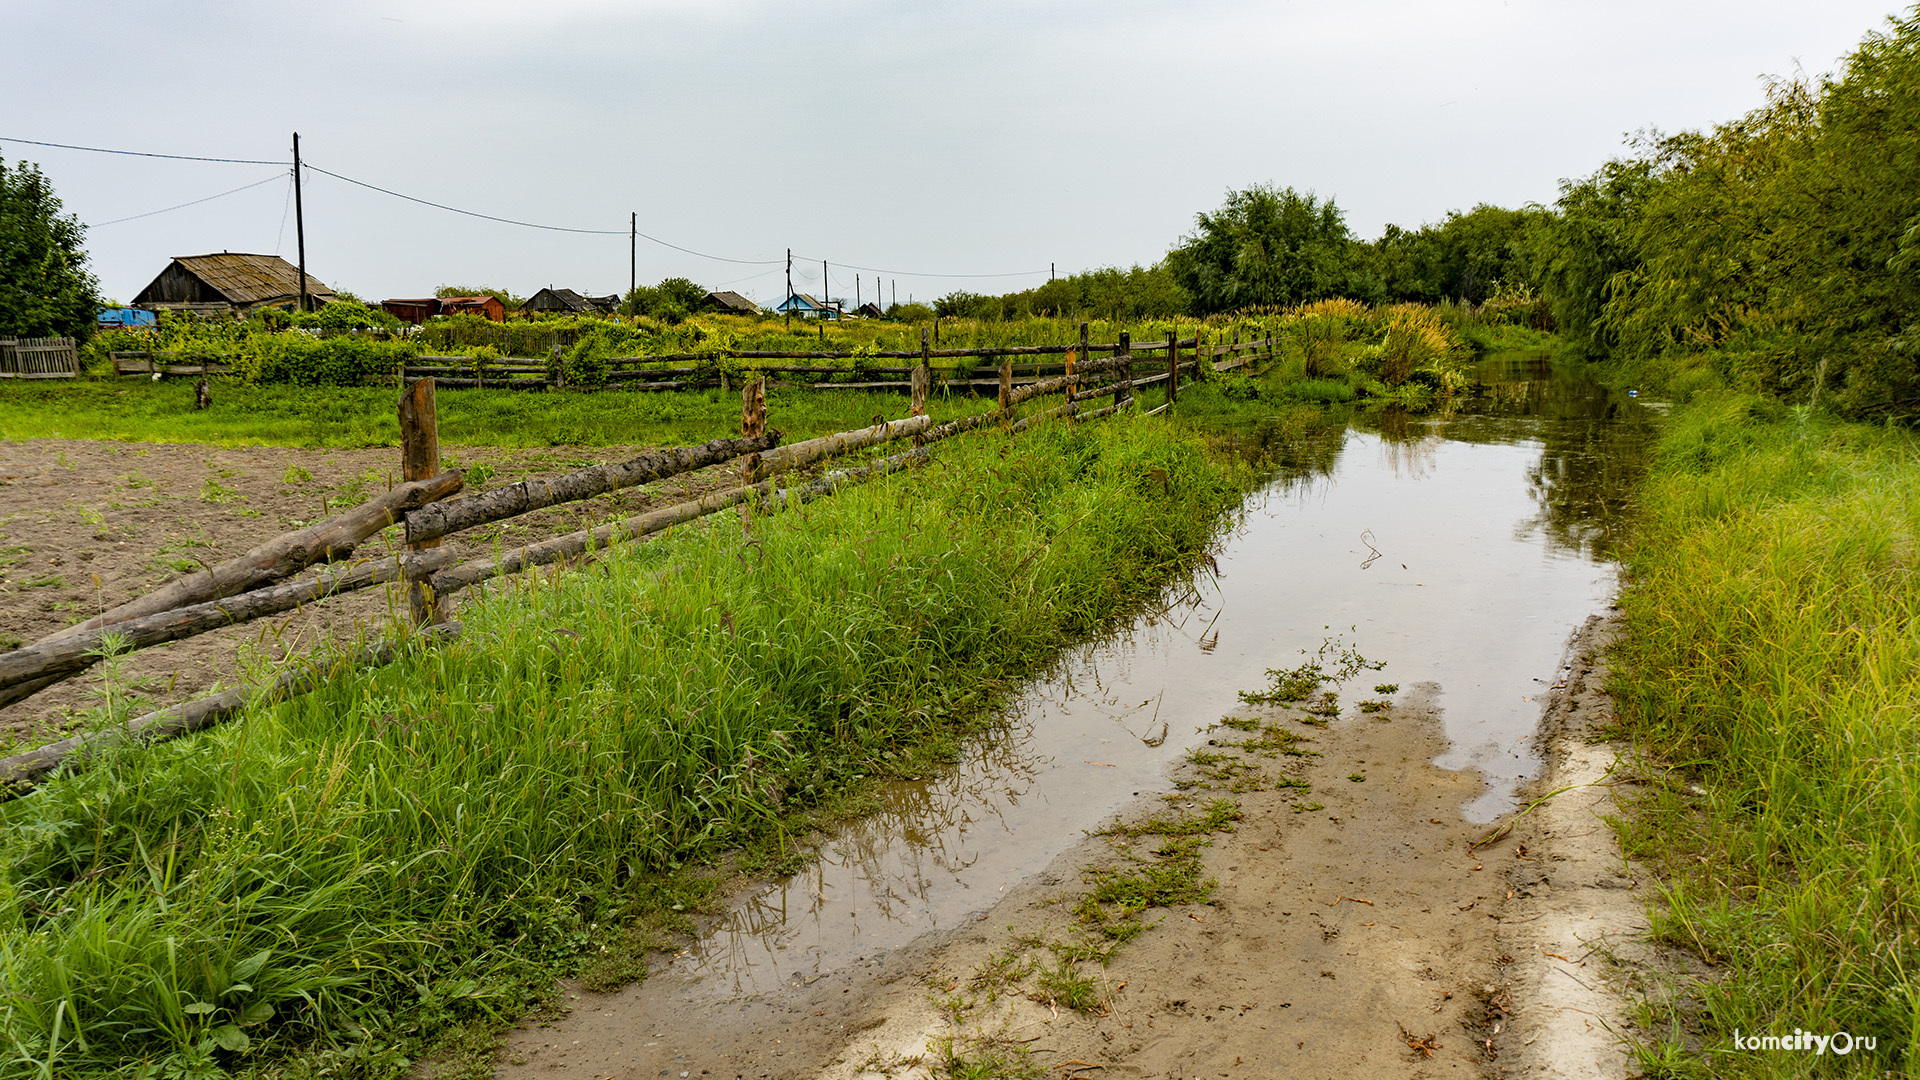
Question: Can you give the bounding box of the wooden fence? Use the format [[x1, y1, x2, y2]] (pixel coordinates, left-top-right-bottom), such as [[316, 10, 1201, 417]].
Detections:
[[0, 332, 1275, 796], [110, 351, 232, 378], [0, 337, 80, 379]]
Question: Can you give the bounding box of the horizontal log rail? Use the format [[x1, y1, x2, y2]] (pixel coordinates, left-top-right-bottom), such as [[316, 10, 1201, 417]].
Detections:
[[405, 434, 778, 545], [40, 473, 465, 646], [432, 447, 930, 598], [0, 549, 460, 706]]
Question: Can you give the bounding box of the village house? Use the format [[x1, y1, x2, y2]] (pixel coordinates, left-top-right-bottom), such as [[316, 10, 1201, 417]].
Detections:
[[132, 253, 337, 315]]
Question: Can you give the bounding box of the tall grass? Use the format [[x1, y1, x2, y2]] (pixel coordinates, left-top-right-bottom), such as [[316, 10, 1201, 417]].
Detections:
[[1612, 393, 1920, 1075], [0, 416, 1246, 1078]]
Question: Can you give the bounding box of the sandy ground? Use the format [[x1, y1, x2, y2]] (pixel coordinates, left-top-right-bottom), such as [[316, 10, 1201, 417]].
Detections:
[[0, 438, 735, 750], [488, 617, 1658, 1080]]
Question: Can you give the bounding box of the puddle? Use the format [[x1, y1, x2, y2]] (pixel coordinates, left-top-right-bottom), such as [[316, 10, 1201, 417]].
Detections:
[[656, 352, 1655, 999]]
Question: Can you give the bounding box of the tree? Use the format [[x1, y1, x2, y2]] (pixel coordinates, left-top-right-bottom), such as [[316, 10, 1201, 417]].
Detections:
[[0, 156, 100, 340], [1165, 184, 1362, 313]]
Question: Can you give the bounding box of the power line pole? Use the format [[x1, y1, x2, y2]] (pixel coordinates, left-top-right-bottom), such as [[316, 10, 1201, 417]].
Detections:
[[822, 259, 829, 317], [785, 248, 792, 328], [629, 212, 636, 308], [292, 132, 308, 313]]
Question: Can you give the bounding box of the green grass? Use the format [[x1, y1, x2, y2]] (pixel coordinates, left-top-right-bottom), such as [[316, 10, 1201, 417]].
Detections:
[[0, 414, 1247, 1079], [0, 381, 995, 449], [1610, 393, 1920, 1076]]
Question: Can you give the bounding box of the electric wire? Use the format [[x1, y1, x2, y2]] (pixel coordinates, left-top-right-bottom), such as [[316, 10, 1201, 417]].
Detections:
[[0, 135, 282, 166], [91, 172, 287, 228], [4, 134, 1054, 283]]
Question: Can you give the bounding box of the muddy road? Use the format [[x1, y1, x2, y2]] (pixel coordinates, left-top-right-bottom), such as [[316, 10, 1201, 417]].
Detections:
[[490, 355, 1666, 1078]]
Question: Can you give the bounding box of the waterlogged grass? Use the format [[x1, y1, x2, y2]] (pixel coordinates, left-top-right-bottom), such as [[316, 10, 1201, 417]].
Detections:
[[0, 416, 1246, 1078], [1611, 394, 1920, 1075], [0, 381, 993, 449]]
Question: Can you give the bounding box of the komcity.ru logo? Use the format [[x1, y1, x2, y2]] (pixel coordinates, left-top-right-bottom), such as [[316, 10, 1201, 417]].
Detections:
[[1730, 1029, 1877, 1056]]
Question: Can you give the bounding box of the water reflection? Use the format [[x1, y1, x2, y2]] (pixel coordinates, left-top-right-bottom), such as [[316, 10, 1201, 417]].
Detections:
[[659, 352, 1655, 1000]]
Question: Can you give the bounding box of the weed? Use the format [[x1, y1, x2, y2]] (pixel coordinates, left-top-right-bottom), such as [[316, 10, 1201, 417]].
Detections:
[[282, 464, 313, 484], [200, 477, 240, 503]]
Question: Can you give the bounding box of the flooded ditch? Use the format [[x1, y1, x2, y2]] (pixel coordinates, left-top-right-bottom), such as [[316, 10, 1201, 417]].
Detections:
[[497, 352, 1656, 1074]]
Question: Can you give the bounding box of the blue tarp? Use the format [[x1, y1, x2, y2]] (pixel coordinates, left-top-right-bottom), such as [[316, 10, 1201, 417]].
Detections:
[[97, 307, 157, 328]]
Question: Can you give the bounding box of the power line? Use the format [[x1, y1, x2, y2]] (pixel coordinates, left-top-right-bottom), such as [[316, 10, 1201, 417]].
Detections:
[[5, 134, 1055, 283], [303, 161, 784, 265], [92, 172, 287, 228], [793, 252, 1049, 280], [0, 135, 282, 166]]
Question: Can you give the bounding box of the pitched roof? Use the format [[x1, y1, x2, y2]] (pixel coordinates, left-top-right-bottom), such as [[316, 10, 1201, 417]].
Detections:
[[704, 290, 758, 313], [167, 253, 336, 305]]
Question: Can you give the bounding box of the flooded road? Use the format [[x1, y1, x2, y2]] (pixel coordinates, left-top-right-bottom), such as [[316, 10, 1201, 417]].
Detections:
[[631, 352, 1656, 1003]]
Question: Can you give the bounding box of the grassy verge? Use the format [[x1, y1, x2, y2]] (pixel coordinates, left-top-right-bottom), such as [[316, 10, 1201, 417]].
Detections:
[[0, 414, 1248, 1079], [1610, 393, 1919, 1076], [0, 381, 994, 449]]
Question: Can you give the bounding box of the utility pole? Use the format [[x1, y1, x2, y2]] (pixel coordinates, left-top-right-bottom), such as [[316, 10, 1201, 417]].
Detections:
[[785, 248, 793, 328], [856, 275, 861, 311], [822, 259, 829, 318], [292, 132, 308, 313], [892, 279, 896, 309], [629, 212, 636, 308], [1051, 262, 1055, 281]]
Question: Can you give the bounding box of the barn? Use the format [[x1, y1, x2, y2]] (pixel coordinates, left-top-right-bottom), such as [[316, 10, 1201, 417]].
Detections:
[[132, 253, 337, 314]]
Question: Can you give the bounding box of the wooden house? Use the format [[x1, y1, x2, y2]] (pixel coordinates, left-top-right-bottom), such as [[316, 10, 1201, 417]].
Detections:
[[701, 290, 760, 315], [132, 253, 337, 314], [525, 287, 618, 315], [774, 292, 840, 319]]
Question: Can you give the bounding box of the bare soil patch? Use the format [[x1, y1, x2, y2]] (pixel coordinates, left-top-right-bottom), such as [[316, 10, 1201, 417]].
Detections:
[[0, 437, 731, 750]]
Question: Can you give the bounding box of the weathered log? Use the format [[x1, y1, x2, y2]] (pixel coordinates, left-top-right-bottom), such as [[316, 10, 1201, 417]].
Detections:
[[752, 415, 929, 476], [432, 447, 930, 597], [0, 549, 460, 706], [38, 472, 465, 646], [404, 434, 779, 545], [1, 623, 461, 800]]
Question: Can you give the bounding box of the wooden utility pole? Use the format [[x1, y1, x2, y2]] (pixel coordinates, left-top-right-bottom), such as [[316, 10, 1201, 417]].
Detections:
[[785, 248, 793, 329], [630, 212, 636, 306], [398, 378, 441, 624], [292, 132, 309, 313]]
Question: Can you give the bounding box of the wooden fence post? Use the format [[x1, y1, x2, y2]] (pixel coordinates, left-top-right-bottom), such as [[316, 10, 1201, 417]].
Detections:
[[1117, 330, 1132, 407], [998, 351, 1012, 412], [398, 378, 442, 624], [912, 327, 931, 417], [1166, 330, 1178, 408], [1073, 321, 1088, 404]]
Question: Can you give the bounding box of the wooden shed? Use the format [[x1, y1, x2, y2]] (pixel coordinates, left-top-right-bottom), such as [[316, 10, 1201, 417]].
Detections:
[[132, 253, 337, 314]]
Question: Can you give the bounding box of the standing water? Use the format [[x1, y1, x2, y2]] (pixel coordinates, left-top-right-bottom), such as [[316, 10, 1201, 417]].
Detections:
[[666, 352, 1654, 998]]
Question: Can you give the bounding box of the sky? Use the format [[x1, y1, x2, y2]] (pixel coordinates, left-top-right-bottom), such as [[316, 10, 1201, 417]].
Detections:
[[2, 0, 1906, 308]]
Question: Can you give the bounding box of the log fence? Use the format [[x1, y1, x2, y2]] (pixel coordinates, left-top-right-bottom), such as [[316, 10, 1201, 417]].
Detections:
[[1, 323, 1278, 797]]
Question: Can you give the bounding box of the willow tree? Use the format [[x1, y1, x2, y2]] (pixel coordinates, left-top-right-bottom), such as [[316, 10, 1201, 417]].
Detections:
[[1166, 184, 1362, 314]]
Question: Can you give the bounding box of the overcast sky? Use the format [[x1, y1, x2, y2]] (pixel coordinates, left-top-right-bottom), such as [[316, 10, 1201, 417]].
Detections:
[[2, 0, 1904, 307]]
